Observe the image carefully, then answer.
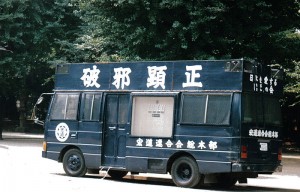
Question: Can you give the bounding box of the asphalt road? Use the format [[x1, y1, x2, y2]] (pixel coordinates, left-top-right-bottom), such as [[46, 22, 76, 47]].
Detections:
[[1, 133, 300, 192]]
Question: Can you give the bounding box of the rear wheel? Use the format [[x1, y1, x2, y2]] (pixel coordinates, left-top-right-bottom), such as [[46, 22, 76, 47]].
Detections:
[[108, 170, 128, 180], [171, 156, 200, 188], [63, 148, 87, 177]]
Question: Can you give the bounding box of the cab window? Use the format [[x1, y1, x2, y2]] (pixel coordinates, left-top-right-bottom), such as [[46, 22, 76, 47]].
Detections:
[[50, 93, 80, 120]]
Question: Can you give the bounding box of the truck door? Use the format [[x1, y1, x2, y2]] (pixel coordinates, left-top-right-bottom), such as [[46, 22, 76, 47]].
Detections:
[[102, 93, 130, 167], [78, 93, 103, 168], [47, 93, 80, 144]]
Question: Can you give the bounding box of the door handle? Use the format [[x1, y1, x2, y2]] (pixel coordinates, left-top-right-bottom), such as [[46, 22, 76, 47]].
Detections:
[[109, 126, 116, 130], [71, 132, 77, 138]]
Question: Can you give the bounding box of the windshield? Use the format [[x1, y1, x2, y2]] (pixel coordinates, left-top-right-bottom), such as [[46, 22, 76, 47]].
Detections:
[[243, 93, 282, 126]]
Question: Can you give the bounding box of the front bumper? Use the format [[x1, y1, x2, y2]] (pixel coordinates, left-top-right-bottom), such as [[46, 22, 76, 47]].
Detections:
[[42, 151, 60, 162]]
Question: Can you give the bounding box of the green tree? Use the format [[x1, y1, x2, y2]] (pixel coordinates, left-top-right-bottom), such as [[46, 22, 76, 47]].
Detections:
[[0, 0, 82, 130], [73, 0, 299, 63], [285, 61, 300, 105]]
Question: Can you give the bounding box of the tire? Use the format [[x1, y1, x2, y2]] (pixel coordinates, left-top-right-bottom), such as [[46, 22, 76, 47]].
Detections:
[[108, 170, 128, 180], [171, 156, 200, 188], [63, 148, 87, 177]]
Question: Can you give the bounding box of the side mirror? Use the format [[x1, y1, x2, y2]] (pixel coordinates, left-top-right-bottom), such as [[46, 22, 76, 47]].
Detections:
[[36, 96, 44, 105]]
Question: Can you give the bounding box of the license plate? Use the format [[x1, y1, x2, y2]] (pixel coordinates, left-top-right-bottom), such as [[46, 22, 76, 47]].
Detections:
[[260, 143, 268, 151]]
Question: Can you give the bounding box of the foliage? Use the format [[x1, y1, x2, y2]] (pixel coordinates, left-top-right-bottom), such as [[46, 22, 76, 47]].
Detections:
[[0, 0, 82, 118], [285, 61, 300, 106], [72, 0, 300, 63]]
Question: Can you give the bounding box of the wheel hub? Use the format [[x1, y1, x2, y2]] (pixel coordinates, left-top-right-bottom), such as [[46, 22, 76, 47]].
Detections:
[[68, 155, 81, 171], [183, 168, 190, 176], [178, 164, 191, 179]]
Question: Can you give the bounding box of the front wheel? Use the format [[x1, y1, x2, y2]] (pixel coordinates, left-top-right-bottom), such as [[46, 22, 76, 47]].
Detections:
[[171, 156, 200, 188], [63, 148, 87, 177]]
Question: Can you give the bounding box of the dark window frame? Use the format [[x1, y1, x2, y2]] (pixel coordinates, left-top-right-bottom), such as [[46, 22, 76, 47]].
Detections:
[[180, 93, 233, 126], [80, 93, 103, 121], [242, 93, 282, 126], [50, 93, 80, 120]]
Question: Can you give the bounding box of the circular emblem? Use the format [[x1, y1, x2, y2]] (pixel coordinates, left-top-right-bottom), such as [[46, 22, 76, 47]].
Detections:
[[55, 123, 70, 142]]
